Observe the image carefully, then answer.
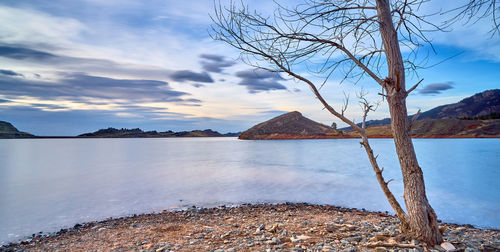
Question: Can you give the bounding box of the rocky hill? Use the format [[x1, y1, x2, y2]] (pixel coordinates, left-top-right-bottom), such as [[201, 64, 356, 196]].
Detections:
[[0, 121, 35, 138], [240, 90, 500, 139], [239, 111, 347, 139], [349, 118, 500, 138], [355, 89, 500, 128], [419, 89, 499, 119], [78, 128, 239, 138]]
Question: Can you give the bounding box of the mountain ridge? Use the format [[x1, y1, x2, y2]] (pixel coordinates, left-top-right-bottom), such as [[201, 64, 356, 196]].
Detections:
[[342, 89, 500, 130], [240, 89, 500, 139], [0, 124, 240, 139], [77, 128, 240, 138]]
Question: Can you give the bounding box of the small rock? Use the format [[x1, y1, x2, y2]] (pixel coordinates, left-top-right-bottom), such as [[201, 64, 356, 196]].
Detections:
[[142, 243, 153, 250], [322, 245, 334, 251], [297, 235, 311, 240], [268, 223, 279, 233], [440, 242, 456, 251], [266, 237, 281, 245], [156, 246, 168, 252], [464, 248, 479, 252], [325, 223, 336, 232], [346, 236, 362, 243], [340, 247, 357, 252], [281, 230, 288, 236], [433, 244, 446, 251], [370, 234, 390, 242], [189, 239, 200, 245], [374, 247, 387, 252], [221, 231, 232, 239]]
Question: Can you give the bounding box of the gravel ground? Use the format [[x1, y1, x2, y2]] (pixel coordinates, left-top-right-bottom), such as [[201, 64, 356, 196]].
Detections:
[[1, 203, 498, 252]]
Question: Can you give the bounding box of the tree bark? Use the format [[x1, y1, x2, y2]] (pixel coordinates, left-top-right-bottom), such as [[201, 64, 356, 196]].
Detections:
[[375, 0, 443, 245]]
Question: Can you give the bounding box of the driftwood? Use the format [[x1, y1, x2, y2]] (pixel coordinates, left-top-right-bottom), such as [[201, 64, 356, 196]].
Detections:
[[365, 241, 418, 248]]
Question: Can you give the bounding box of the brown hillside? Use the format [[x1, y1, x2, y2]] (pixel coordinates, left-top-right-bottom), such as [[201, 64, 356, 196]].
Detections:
[[239, 111, 346, 140], [348, 118, 500, 138]]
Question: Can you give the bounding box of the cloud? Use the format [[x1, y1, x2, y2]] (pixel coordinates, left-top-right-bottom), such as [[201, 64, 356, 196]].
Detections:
[[235, 69, 287, 93], [0, 45, 56, 60], [0, 44, 172, 80], [0, 5, 86, 48], [419, 82, 454, 95], [191, 83, 205, 88], [169, 70, 214, 83], [0, 69, 24, 77], [199, 54, 236, 73], [0, 72, 198, 103], [0, 45, 219, 84]]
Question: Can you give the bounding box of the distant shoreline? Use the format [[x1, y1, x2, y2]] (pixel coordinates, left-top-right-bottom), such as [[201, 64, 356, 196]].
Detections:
[[2, 135, 500, 139], [238, 134, 500, 140]]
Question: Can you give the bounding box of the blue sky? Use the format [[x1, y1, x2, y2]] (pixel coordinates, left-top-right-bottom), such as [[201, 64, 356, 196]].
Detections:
[[0, 0, 498, 136]]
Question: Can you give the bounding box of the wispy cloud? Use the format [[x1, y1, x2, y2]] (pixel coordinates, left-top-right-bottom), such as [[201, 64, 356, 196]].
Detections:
[[199, 54, 236, 73], [0, 72, 200, 111], [235, 69, 287, 93], [169, 70, 214, 83], [419, 82, 454, 95], [0, 69, 24, 77], [0, 46, 55, 60]]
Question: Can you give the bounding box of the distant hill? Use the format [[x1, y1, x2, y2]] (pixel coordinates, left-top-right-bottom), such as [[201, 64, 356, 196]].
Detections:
[[240, 90, 500, 139], [78, 128, 240, 138], [349, 89, 500, 129], [0, 121, 35, 138], [419, 89, 500, 119], [349, 118, 500, 138], [239, 111, 347, 139], [0, 121, 240, 139]]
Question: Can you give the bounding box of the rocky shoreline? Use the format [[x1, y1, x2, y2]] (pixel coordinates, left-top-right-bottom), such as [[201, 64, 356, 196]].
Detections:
[[1, 203, 498, 252]]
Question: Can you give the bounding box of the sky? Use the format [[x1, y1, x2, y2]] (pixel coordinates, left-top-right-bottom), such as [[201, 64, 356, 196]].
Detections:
[[0, 0, 499, 136]]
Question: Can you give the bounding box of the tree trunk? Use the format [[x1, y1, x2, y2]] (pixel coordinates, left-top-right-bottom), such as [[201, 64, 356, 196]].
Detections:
[[375, 0, 443, 245]]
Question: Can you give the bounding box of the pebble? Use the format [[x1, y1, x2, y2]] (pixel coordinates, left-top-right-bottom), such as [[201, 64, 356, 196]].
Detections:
[[440, 241, 456, 251], [341, 246, 358, 252], [346, 236, 363, 243], [266, 237, 280, 245]]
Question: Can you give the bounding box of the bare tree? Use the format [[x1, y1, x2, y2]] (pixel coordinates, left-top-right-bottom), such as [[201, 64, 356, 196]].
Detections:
[[211, 0, 496, 245]]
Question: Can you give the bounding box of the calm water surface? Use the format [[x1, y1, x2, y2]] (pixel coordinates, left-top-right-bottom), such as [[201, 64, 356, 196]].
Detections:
[[0, 138, 499, 244]]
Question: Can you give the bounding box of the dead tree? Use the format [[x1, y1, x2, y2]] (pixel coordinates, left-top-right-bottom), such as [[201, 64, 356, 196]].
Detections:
[[211, 0, 496, 245]]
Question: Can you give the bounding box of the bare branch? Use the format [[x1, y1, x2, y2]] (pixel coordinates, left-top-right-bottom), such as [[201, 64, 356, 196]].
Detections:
[[358, 89, 381, 129], [341, 91, 350, 117], [444, 0, 500, 36], [406, 78, 423, 96]]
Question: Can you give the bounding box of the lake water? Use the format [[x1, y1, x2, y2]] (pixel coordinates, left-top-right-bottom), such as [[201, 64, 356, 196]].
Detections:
[[0, 138, 499, 245]]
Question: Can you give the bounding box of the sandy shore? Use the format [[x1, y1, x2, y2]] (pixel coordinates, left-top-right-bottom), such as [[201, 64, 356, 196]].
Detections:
[[1, 203, 498, 252]]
